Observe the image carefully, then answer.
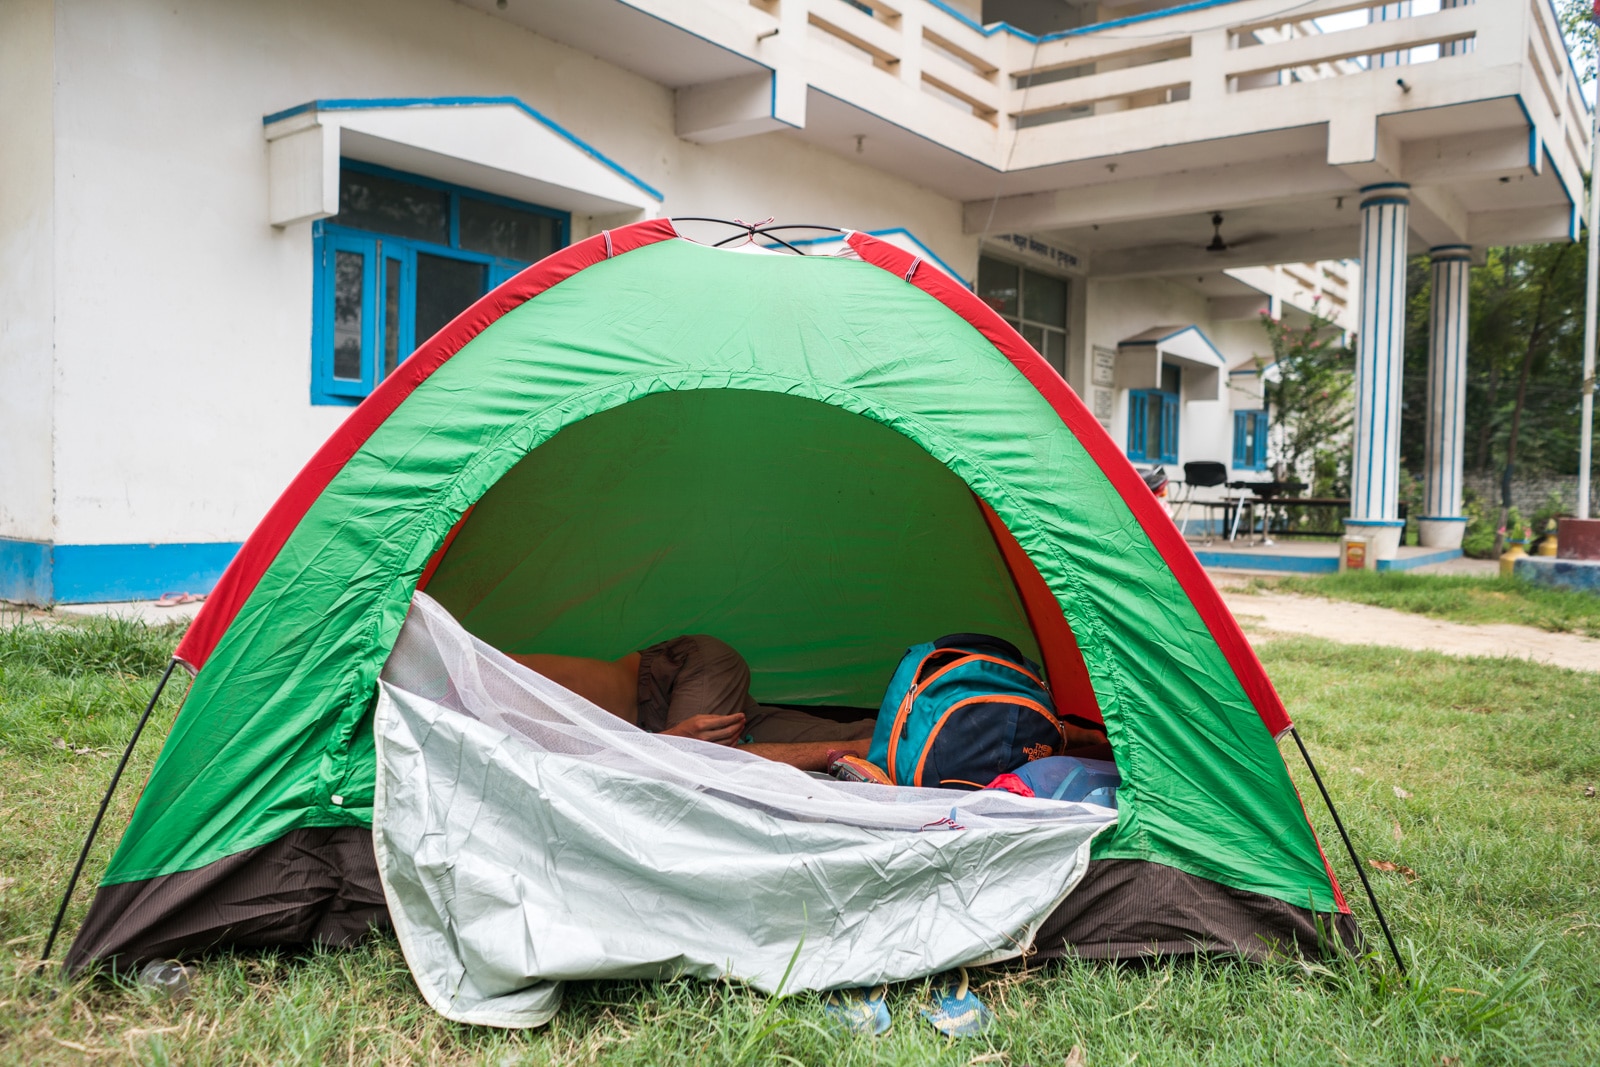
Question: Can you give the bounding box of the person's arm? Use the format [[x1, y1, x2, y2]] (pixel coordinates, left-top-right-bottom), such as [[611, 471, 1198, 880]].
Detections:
[[1062, 722, 1108, 748], [736, 736, 872, 772], [660, 713, 746, 745]]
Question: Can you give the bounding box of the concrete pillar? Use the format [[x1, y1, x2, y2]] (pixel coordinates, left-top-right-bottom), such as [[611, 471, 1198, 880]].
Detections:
[[1419, 245, 1471, 549], [1345, 184, 1411, 560]]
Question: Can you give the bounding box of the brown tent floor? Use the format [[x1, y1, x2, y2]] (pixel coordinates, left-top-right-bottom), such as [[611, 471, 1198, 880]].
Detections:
[[67, 828, 1359, 976]]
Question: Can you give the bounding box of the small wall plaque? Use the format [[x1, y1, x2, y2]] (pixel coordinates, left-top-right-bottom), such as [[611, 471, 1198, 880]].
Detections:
[[1091, 346, 1116, 388]]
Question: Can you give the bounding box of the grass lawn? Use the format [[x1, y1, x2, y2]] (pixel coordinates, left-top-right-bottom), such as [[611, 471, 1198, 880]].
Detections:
[[1245, 571, 1600, 639], [2, 617, 1598, 1065]]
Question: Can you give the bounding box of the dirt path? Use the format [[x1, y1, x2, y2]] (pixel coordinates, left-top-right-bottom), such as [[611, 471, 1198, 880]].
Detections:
[[9, 588, 1598, 672], [1220, 589, 1600, 672]]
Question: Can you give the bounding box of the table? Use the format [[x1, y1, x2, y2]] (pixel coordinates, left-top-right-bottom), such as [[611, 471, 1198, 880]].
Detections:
[[1246, 497, 1408, 538]]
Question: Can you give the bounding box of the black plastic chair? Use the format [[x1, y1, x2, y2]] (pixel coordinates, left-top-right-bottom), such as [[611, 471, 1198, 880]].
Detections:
[[1173, 461, 1230, 542]]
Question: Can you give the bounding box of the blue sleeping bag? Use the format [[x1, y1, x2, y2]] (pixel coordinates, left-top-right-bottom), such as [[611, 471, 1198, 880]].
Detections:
[[1010, 755, 1121, 809]]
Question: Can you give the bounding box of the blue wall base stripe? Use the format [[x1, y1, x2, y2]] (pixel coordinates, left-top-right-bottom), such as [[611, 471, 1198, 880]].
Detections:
[[1375, 548, 1463, 571], [0, 538, 241, 605], [1197, 546, 1464, 574], [1194, 551, 1340, 574], [0, 538, 52, 605]]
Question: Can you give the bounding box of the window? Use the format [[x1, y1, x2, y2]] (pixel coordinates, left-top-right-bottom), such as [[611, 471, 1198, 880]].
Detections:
[[1127, 363, 1180, 464], [312, 161, 568, 404], [1233, 409, 1269, 471], [977, 256, 1069, 374]]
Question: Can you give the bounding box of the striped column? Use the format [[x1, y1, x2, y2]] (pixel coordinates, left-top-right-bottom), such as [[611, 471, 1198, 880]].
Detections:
[[1419, 246, 1471, 549], [1346, 184, 1411, 560]]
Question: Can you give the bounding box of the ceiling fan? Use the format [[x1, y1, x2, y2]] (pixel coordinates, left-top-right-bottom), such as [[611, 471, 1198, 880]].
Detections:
[[1204, 212, 1269, 253]]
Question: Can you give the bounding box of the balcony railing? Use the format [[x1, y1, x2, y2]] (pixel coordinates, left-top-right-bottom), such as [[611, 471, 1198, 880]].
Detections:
[[728, 0, 1587, 181]]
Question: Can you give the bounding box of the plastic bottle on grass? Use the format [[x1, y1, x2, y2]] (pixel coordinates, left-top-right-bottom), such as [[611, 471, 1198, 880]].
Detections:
[[136, 960, 192, 999]]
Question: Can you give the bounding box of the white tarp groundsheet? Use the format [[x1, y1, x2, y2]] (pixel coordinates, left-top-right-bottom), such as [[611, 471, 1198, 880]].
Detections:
[[374, 593, 1117, 1028]]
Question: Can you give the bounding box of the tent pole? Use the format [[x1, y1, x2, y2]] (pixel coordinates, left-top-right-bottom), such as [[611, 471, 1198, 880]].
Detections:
[[40, 658, 178, 964], [1289, 725, 1407, 978]]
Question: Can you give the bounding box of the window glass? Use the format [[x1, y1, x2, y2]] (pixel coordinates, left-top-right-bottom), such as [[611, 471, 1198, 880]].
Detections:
[[459, 197, 559, 263], [977, 257, 1019, 318], [316, 165, 568, 404], [415, 253, 487, 343], [1023, 270, 1067, 328], [1044, 330, 1067, 374], [1020, 322, 1045, 357], [1144, 392, 1164, 460], [339, 169, 449, 244], [332, 250, 365, 381], [980, 255, 1070, 377], [382, 256, 402, 378]]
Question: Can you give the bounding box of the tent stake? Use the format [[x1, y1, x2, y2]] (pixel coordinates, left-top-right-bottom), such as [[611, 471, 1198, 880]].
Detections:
[[1289, 725, 1406, 977], [40, 659, 178, 964]]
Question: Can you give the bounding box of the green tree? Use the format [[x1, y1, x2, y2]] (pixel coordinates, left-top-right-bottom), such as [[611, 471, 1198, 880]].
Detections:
[[1257, 309, 1355, 497], [1556, 0, 1596, 82], [1401, 243, 1589, 480], [1393, 1, 1596, 543]]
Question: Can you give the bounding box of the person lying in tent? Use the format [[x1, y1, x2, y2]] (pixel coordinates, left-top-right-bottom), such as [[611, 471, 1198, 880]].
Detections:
[[509, 635, 874, 771]]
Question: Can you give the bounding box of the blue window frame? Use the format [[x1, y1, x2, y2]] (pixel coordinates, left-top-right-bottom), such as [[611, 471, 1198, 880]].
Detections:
[[311, 160, 568, 405], [1233, 409, 1269, 470], [1127, 364, 1180, 464]]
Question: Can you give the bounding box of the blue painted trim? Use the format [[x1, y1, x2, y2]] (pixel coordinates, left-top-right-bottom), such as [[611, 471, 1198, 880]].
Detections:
[[1502, 97, 1581, 239], [262, 96, 663, 203], [1358, 196, 1410, 208], [1126, 389, 1179, 464], [1120, 324, 1226, 366], [314, 229, 380, 403], [50, 547, 240, 604], [1417, 515, 1468, 523], [781, 227, 970, 286], [760, 68, 801, 133], [1358, 182, 1411, 194], [0, 540, 244, 605], [343, 159, 572, 232], [922, 0, 1245, 43], [1542, 141, 1580, 243], [861, 228, 968, 284], [1343, 518, 1407, 528], [1194, 550, 1339, 574], [0, 538, 52, 605], [1377, 548, 1463, 571], [310, 161, 569, 406], [1428, 244, 1472, 258], [1232, 409, 1268, 470], [1196, 546, 1464, 574], [52, 543, 241, 604]]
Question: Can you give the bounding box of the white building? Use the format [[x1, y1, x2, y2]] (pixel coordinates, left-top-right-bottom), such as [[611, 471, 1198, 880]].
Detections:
[[0, 0, 1586, 603]]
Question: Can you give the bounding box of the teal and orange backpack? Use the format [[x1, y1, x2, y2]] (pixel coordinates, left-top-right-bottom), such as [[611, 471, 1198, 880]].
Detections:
[[866, 634, 1067, 789]]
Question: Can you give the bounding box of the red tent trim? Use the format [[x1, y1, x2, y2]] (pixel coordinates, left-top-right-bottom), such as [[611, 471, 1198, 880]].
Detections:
[[846, 230, 1293, 741], [848, 230, 1348, 913], [182, 217, 1289, 750], [975, 497, 1103, 729]]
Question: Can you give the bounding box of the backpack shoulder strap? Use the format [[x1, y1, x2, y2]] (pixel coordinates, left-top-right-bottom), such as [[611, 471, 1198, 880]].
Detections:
[[933, 633, 1026, 663]]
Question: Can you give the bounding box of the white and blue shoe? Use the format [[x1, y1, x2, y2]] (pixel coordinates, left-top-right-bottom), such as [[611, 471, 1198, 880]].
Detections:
[[921, 967, 993, 1037], [824, 984, 891, 1035]]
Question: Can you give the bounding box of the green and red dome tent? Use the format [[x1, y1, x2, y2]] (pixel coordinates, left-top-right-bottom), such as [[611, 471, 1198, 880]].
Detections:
[[66, 219, 1363, 974]]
